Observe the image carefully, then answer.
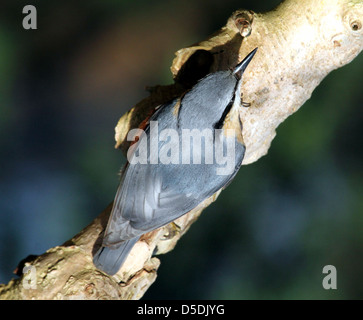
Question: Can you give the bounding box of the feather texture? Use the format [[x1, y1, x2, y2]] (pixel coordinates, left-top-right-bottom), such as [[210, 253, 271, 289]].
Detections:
[[93, 48, 258, 274]]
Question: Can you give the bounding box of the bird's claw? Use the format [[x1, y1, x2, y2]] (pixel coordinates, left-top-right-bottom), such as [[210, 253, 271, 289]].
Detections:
[[162, 222, 181, 240]]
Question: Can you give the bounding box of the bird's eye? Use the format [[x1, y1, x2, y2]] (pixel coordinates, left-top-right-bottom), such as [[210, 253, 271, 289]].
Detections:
[[350, 20, 362, 31]]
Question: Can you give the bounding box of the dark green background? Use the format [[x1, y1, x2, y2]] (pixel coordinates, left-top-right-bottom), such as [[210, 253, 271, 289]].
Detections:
[[0, 0, 362, 299]]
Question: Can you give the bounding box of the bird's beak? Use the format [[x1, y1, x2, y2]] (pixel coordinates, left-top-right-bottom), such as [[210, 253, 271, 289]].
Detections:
[[233, 47, 258, 76]]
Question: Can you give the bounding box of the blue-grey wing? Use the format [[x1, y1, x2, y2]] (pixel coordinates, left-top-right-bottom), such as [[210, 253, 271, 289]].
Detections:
[[103, 143, 244, 247], [103, 163, 203, 245], [103, 73, 243, 246]]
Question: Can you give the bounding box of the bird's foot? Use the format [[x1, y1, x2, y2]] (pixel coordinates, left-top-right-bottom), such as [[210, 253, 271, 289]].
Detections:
[[162, 222, 181, 240]]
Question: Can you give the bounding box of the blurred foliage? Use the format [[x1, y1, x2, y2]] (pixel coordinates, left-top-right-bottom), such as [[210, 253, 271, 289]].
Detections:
[[0, 0, 361, 299]]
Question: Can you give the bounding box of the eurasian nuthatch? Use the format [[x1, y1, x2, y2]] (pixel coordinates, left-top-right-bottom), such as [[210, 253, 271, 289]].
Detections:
[[93, 48, 258, 275]]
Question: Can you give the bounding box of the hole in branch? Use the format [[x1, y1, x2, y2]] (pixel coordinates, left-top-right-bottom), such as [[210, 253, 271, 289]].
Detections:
[[350, 20, 362, 31]]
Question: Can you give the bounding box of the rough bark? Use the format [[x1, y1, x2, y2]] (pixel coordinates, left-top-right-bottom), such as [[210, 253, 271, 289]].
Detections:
[[1, 0, 362, 300]]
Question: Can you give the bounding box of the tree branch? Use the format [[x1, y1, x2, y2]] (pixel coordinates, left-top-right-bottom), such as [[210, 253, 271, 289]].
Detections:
[[1, 0, 362, 300]]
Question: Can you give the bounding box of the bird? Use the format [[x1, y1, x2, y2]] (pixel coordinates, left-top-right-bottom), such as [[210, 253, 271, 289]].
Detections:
[[93, 48, 258, 275]]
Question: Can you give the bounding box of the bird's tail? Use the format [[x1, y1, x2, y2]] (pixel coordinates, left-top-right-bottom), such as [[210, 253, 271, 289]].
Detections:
[[93, 237, 139, 275]]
